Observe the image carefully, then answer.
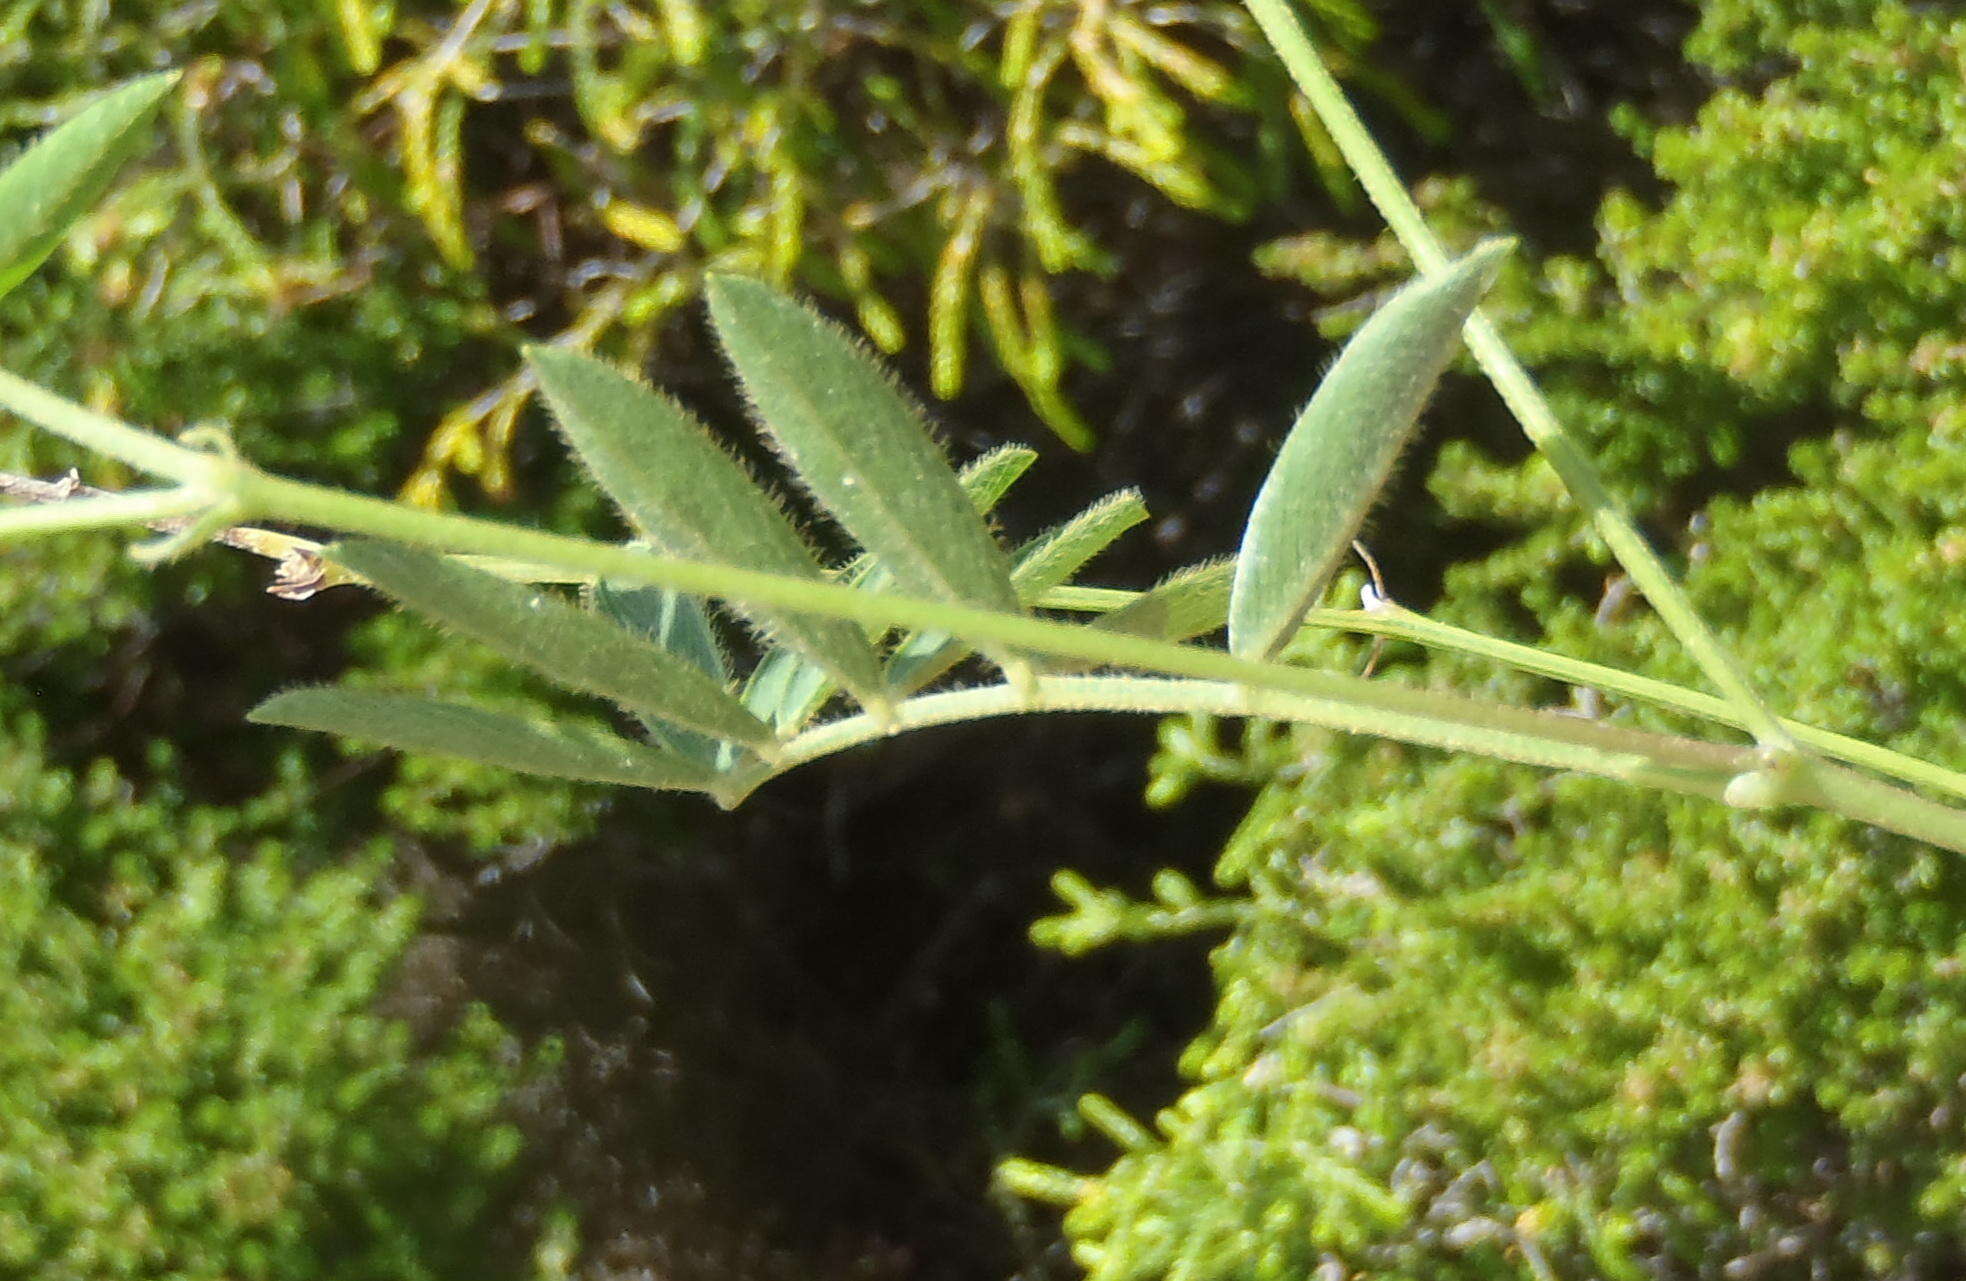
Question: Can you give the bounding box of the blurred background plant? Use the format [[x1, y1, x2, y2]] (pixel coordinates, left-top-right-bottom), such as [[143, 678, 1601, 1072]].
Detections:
[[1018, 1, 1966, 1276]]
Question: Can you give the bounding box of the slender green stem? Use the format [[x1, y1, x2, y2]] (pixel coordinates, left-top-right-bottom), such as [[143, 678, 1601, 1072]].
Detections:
[[725, 675, 1743, 809], [1033, 587, 1966, 805], [1795, 761, 1966, 857], [1239, 0, 1796, 754], [0, 488, 208, 539], [0, 367, 222, 484], [1300, 606, 1966, 804]]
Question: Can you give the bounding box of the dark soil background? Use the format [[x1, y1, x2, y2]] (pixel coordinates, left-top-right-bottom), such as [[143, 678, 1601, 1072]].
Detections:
[[377, 4, 1710, 1279]]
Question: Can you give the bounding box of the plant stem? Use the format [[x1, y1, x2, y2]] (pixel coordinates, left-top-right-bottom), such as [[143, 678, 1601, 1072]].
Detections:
[[3, 373, 1961, 851], [1796, 762, 1966, 857], [724, 675, 1743, 809], [0, 488, 209, 540], [1302, 606, 1966, 805], [0, 367, 222, 484], [1032, 586, 1966, 805], [1239, 0, 1797, 755]]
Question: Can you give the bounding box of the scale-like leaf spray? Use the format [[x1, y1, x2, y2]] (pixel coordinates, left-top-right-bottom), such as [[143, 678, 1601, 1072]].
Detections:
[[0, 73, 179, 301], [1229, 239, 1511, 659]]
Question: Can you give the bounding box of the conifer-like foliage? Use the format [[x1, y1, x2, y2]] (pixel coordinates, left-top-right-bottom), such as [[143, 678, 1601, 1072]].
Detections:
[[0, 735, 556, 1281], [0, 0, 1404, 490]]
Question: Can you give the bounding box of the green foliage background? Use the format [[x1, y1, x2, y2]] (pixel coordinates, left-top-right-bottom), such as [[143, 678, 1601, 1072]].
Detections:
[[0, 729, 561, 1280], [11, 0, 1966, 1277], [1030, 2, 1966, 1278], [2, 0, 1394, 483]]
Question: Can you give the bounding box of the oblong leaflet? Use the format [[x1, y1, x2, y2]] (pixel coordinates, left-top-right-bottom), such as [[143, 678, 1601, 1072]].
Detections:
[[1228, 239, 1511, 659], [705, 273, 1021, 617], [0, 73, 179, 300], [250, 687, 721, 794]]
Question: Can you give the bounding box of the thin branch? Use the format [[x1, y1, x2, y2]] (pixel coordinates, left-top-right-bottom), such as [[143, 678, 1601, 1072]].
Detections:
[[0, 486, 210, 540], [9, 461, 1961, 809], [723, 675, 1749, 809]]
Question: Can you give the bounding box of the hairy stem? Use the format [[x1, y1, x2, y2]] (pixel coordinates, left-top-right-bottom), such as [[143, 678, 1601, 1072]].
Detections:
[[1301, 605, 1966, 804], [233, 467, 1747, 780], [726, 675, 1745, 808]]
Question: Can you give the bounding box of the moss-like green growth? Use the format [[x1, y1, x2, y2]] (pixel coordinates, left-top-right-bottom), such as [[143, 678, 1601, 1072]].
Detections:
[[1025, 3, 1966, 1277], [0, 729, 559, 1280]]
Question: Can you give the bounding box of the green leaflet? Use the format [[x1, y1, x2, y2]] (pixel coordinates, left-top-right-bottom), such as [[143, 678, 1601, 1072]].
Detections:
[[591, 580, 730, 768], [336, 539, 775, 752], [1013, 490, 1149, 602], [1099, 559, 1233, 643], [591, 581, 729, 683], [840, 443, 1038, 594], [0, 73, 178, 301], [882, 630, 967, 698], [1228, 239, 1511, 659], [887, 489, 1150, 694], [249, 687, 720, 794], [529, 345, 889, 709], [704, 274, 1023, 619], [743, 646, 836, 735], [957, 443, 1039, 515]]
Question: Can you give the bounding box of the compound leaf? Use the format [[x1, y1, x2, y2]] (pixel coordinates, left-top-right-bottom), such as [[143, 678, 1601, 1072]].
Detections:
[[250, 687, 721, 794], [1229, 239, 1511, 659], [530, 344, 889, 709], [0, 73, 178, 301], [705, 273, 1022, 620], [336, 539, 774, 753]]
